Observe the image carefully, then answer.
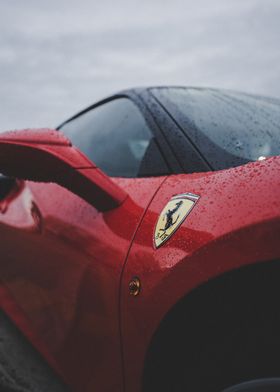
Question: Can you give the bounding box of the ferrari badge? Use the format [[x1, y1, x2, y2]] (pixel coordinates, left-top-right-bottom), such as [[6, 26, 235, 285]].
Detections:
[[154, 193, 200, 248]]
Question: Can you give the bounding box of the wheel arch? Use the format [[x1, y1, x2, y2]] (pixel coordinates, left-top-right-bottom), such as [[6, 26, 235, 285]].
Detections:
[[142, 258, 280, 391]]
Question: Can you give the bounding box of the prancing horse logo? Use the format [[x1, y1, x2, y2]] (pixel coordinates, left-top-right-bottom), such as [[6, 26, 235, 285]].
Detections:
[[158, 200, 183, 239], [154, 193, 200, 248]]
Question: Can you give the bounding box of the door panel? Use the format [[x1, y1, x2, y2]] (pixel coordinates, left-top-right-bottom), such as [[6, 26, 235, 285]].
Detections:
[[0, 176, 165, 391]]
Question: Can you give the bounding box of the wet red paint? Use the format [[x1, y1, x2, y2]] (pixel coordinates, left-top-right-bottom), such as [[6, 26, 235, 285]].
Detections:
[[0, 128, 127, 210], [0, 129, 279, 391], [0, 172, 165, 391], [121, 156, 280, 392]]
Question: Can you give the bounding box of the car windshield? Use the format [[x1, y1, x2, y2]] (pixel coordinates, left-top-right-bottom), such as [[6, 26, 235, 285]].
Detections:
[[151, 87, 280, 170]]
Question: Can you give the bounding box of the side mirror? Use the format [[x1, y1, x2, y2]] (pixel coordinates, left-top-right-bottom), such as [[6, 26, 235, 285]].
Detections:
[[0, 128, 127, 211]]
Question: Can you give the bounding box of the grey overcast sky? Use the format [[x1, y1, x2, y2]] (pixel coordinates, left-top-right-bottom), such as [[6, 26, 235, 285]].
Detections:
[[0, 0, 279, 132]]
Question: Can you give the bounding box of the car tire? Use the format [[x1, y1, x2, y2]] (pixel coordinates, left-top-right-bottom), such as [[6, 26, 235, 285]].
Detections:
[[222, 378, 280, 391], [143, 261, 280, 392]]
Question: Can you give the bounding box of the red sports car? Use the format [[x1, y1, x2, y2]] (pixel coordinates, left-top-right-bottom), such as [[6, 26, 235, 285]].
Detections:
[[0, 87, 279, 392]]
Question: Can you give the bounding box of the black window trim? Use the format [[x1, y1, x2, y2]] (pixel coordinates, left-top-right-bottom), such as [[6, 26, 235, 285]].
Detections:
[[57, 93, 130, 130], [146, 88, 212, 173], [57, 91, 180, 177]]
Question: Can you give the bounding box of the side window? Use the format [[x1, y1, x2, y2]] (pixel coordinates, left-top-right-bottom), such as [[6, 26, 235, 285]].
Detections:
[[60, 98, 169, 177]]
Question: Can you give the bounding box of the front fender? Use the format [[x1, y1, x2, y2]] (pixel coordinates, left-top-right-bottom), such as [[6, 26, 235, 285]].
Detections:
[[121, 156, 280, 392]]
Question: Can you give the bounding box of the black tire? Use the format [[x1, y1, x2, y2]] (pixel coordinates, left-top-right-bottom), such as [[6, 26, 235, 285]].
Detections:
[[222, 378, 280, 391], [143, 261, 280, 392]]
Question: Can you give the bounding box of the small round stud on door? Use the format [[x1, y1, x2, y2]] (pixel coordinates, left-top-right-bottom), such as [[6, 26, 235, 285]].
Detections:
[[129, 277, 141, 296]]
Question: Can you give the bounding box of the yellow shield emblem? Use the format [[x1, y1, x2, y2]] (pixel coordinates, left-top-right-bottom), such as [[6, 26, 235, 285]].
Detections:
[[154, 193, 200, 248]]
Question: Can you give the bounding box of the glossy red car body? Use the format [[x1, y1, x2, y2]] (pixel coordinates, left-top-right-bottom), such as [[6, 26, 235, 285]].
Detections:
[[0, 128, 279, 391]]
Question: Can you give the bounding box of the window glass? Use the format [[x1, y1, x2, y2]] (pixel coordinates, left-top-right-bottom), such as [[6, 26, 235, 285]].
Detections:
[[60, 98, 166, 177], [152, 87, 280, 170]]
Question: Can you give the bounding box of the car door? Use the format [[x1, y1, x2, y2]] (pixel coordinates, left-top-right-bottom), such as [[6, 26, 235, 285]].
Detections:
[[0, 97, 167, 391]]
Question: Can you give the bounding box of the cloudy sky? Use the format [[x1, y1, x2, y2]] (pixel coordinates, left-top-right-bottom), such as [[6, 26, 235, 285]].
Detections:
[[0, 0, 279, 132]]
